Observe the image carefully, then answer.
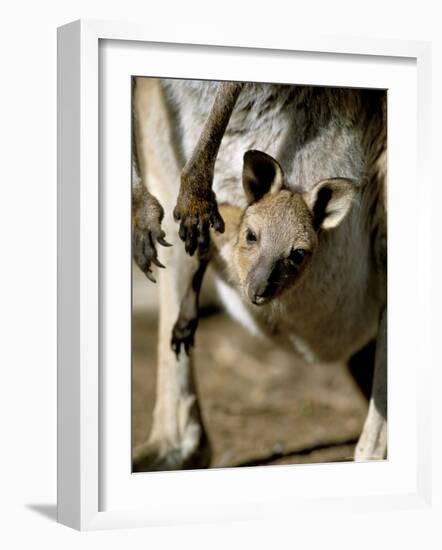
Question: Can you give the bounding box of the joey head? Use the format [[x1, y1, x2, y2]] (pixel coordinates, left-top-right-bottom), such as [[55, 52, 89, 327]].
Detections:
[[233, 150, 357, 305]]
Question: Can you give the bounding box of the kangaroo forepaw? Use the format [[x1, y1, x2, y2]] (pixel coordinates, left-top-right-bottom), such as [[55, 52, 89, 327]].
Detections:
[[173, 186, 224, 256], [171, 317, 199, 357], [133, 194, 172, 283]]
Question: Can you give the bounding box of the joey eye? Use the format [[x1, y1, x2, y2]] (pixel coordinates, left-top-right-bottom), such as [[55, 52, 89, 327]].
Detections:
[[246, 229, 257, 244], [289, 248, 307, 265]]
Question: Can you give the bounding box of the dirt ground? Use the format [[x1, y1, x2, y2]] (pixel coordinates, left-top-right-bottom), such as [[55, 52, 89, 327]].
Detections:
[[132, 268, 368, 469]]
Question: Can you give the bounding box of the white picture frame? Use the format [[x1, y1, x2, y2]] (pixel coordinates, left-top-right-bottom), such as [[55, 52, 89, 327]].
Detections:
[[57, 19, 432, 531]]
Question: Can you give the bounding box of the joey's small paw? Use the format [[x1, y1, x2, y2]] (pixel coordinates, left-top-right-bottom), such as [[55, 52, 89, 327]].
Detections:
[[173, 187, 224, 256], [133, 197, 171, 282], [171, 317, 199, 357]]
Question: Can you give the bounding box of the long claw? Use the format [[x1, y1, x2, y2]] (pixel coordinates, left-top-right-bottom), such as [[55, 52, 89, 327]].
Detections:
[[185, 225, 197, 256], [196, 224, 209, 255], [157, 234, 172, 247], [173, 206, 181, 223], [151, 256, 165, 269], [171, 338, 181, 359], [179, 222, 187, 243], [145, 269, 156, 283], [210, 211, 225, 233], [197, 220, 209, 243]]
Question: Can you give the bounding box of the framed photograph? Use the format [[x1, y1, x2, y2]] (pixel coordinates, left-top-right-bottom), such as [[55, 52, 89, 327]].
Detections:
[[57, 19, 432, 530]]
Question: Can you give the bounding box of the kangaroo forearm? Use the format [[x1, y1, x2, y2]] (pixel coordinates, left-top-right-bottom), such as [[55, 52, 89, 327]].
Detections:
[[174, 82, 244, 255], [181, 81, 244, 189]]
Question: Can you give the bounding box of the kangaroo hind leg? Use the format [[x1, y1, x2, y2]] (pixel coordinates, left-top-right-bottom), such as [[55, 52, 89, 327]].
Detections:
[[132, 78, 211, 471]]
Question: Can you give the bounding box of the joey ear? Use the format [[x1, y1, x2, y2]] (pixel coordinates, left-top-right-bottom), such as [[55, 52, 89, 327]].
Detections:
[[304, 178, 356, 231], [242, 150, 284, 204]]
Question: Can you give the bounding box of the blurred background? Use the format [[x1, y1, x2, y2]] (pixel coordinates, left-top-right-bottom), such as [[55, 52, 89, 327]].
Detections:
[[132, 263, 370, 467]]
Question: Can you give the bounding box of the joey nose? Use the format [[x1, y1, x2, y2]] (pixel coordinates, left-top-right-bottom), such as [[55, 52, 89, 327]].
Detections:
[[252, 294, 267, 306], [247, 260, 274, 305], [249, 282, 270, 305]]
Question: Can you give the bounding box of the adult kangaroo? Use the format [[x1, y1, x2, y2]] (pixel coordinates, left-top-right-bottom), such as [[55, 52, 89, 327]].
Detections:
[[132, 78, 387, 471]]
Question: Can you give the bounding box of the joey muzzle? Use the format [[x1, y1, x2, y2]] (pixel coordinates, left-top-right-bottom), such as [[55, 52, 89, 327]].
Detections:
[[246, 257, 282, 305]]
